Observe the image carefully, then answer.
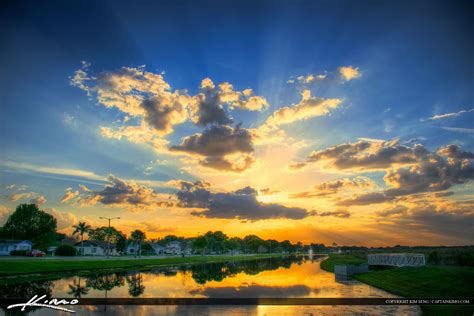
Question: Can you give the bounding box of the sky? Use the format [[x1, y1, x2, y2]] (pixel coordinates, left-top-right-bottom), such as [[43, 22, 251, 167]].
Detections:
[[0, 0, 473, 246]]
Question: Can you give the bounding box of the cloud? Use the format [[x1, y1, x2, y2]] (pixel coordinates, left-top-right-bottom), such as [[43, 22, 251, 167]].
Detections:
[[191, 79, 268, 127], [176, 182, 310, 220], [291, 177, 374, 199], [290, 139, 429, 171], [1, 160, 103, 181], [337, 192, 394, 206], [441, 127, 474, 133], [338, 66, 360, 81], [373, 201, 474, 242], [259, 188, 281, 195], [61, 188, 80, 203], [71, 175, 174, 210], [141, 93, 193, 135], [170, 125, 256, 172], [44, 208, 78, 231], [72, 65, 268, 135], [9, 191, 37, 202], [326, 142, 474, 205], [265, 90, 341, 126], [30, 195, 46, 206], [317, 210, 351, 218], [375, 205, 408, 218], [429, 108, 474, 120], [0, 205, 12, 226], [437, 144, 474, 159]]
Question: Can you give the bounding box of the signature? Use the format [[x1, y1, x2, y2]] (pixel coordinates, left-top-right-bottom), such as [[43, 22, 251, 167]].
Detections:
[[7, 295, 78, 313]]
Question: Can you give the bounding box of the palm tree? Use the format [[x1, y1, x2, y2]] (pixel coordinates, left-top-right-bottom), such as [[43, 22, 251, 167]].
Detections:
[[73, 222, 91, 255], [68, 276, 89, 298], [130, 230, 146, 258], [127, 271, 145, 297]]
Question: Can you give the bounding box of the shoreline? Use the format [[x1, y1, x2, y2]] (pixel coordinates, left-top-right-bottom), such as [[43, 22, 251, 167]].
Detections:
[[0, 253, 288, 277]]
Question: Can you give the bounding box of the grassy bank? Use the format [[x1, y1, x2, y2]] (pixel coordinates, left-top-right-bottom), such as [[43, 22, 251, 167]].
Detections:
[[321, 254, 474, 315], [0, 254, 285, 277], [320, 254, 365, 272]]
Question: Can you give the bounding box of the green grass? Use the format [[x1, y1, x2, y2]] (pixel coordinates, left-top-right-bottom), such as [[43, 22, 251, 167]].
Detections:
[[321, 254, 474, 315], [0, 254, 285, 277], [319, 254, 366, 272]]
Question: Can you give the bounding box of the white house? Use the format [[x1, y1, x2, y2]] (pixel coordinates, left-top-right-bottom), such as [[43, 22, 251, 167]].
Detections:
[[76, 240, 118, 256], [165, 241, 182, 254], [0, 240, 33, 255], [151, 243, 165, 255]]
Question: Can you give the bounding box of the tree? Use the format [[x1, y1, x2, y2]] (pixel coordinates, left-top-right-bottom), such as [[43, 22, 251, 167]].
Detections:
[[68, 276, 89, 298], [2, 204, 57, 247], [192, 236, 208, 255], [72, 222, 91, 255], [223, 238, 240, 254], [130, 230, 146, 258], [116, 234, 127, 255], [88, 226, 124, 243]]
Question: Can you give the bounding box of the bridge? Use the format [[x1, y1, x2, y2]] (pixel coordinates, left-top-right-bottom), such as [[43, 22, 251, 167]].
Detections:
[[368, 253, 425, 267]]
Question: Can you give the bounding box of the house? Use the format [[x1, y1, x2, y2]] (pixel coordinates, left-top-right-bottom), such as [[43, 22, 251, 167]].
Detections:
[[75, 240, 118, 256], [151, 243, 165, 255], [165, 241, 182, 254], [0, 239, 33, 255]]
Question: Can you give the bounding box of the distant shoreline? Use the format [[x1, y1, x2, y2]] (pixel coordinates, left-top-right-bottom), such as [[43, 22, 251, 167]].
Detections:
[[0, 253, 290, 278]]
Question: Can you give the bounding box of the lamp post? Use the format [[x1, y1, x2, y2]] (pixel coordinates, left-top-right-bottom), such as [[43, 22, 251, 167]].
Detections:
[[99, 216, 120, 258]]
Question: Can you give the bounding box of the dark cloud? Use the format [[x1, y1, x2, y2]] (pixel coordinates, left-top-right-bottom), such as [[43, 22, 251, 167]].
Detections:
[[296, 140, 474, 206], [375, 203, 474, 242], [193, 81, 233, 126], [291, 177, 373, 199], [259, 188, 281, 195], [192, 79, 268, 127], [141, 94, 189, 134], [291, 140, 429, 171], [318, 210, 351, 218], [437, 144, 474, 159], [74, 175, 173, 209], [337, 192, 394, 206], [375, 205, 408, 218], [177, 183, 310, 220], [170, 125, 255, 172]]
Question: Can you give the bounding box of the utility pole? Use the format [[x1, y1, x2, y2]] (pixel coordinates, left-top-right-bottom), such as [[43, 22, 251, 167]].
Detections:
[[99, 216, 120, 258]]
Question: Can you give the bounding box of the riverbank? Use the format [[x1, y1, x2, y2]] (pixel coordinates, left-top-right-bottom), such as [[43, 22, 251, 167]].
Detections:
[[0, 253, 286, 277], [321, 254, 474, 315]]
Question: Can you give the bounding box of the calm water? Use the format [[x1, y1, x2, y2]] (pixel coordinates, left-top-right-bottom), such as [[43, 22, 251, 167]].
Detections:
[[0, 255, 420, 315]]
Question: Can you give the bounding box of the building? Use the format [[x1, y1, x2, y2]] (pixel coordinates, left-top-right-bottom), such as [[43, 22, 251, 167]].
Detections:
[[151, 243, 165, 255], [75, 240, 118, 256], [165, 241, 182, 254], [0, 240, 33, 255]]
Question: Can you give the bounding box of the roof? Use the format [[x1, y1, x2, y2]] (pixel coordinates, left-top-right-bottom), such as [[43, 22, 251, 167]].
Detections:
[[61, 237, 77, 245], [76, 240, 115, 249], [0, 239, 33, 245]]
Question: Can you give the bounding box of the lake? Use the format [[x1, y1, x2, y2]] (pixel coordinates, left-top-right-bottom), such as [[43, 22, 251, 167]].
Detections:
[[0, 255, 420, 315]]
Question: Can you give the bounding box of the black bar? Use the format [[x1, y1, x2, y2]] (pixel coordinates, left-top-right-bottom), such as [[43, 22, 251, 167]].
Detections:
[[1, 298, 472, 306]]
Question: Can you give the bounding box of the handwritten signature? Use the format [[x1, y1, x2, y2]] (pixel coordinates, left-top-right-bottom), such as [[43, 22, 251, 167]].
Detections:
[[7, 295, 78, 313]]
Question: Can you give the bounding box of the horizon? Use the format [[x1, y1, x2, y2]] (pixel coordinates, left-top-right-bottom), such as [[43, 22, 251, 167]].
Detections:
[[1, 0, 474, 248]]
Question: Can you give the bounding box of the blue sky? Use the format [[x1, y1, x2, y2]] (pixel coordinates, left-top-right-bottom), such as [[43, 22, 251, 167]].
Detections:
[[0, 0, 473, 245]]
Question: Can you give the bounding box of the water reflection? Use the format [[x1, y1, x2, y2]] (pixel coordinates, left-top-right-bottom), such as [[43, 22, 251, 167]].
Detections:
[[0, 255, 421, 315]]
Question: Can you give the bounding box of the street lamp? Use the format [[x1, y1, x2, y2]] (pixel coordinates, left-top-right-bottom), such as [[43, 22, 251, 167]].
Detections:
[[99, 217, 120, 258]]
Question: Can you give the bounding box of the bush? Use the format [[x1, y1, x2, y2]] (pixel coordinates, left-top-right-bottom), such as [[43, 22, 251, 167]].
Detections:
[[456, 251, 474, 266], [55, 244, 77, 256], [428, 251, 440, 265], [10, 250, 27, 256]]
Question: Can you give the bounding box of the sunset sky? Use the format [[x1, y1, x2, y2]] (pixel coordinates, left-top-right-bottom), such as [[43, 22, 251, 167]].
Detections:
[[1, 0, 473, 246]]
